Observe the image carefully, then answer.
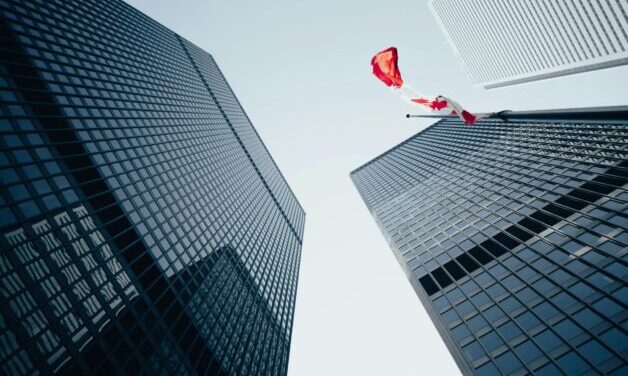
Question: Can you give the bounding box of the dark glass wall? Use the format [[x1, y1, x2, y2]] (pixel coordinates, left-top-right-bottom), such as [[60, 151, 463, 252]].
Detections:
[[0, 0, 304, 374], [352, 117, 627, 376]]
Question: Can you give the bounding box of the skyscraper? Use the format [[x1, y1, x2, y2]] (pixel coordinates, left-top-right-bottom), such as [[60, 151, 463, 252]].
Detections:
[[429, 0, 628, 88], [352, 108, 627, 375], [0, 0, 304, 375]]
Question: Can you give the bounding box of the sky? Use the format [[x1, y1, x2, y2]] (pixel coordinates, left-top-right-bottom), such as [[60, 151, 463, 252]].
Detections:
[[124, 1, 628, 375]]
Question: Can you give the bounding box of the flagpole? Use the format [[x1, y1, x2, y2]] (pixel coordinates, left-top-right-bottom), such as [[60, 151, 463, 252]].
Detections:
[[405, 112, 503, 120], [407, 107, 628, 123], [405, 114, 456, 119]]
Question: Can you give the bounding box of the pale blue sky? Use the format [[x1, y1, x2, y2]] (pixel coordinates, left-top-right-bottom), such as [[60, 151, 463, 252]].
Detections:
[[125, 1, 628, 375]]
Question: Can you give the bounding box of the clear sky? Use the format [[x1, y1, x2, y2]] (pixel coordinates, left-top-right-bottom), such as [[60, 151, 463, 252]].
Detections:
[[124, 1, 628, 374]]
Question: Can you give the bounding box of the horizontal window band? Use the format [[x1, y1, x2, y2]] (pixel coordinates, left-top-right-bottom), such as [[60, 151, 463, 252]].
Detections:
[[419, 162, 625, 297]]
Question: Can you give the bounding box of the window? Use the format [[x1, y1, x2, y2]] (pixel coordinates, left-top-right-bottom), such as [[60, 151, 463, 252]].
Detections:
[[451, 323, 472, 342], [457, 301, 476, 318], [599, 328, 627, 354], [495, 351, 523, 375], [501, 296, 523, 314], [548, 268, 570, 284], [441, 308, 460, 326], [550, 291, 577, 311], [515, 312, 541, 332], [471, 292, 491, 309], [578, 339, 613, 366], [518, 287, 540, 304], [569, 282, 596, 300], [433, 296, 450, 311], [446, 287, 464, 303], [475, 361, 500, 376], [479, 331, 504, 353], [556, 352, 590, 376], [483, 305, 505, 323], [514, 340, 542, 363], [553, 319, 583, 341], [533, 302, 559, 321], [502, 275, 523, 292], [532, 278, 555, 295], [467, 315, 489, 333], [486, 283, 506, 300], [463, 341, 485, 361], [572, 308, 603, 330], [475, 271, 493, 287], [534, 329, 562, 353], [497, 321, 522, 343], [535, 363, 561, 376]]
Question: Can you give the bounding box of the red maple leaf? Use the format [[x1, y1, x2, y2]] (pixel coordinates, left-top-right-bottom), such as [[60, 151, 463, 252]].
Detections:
[[410, 98, 432, 108], [430, 99, 448, 110]]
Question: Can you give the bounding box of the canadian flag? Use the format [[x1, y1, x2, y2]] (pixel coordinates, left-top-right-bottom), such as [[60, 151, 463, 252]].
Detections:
[[371, 47, 491, 125]]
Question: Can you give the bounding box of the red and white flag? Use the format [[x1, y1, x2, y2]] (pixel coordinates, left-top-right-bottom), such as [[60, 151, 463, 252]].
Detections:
[[371, 46, 492, 125]]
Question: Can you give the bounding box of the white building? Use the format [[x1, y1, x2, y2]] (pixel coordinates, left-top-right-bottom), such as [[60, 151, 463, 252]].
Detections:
[[429, 0, 628, 88]]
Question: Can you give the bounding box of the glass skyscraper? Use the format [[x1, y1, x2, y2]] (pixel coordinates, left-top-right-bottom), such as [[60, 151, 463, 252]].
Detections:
[[429, 0, 628, 88], [0, 0, 304, 375], [352, 110, 627, 375]]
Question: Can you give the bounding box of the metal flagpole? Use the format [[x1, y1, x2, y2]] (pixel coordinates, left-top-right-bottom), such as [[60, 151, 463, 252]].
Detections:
[[405, 114, 456, 119], [406, 106, 628, 124]]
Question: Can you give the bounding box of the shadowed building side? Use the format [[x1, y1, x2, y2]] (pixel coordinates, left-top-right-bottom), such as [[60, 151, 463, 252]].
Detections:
[[0, 0, 304, 374]]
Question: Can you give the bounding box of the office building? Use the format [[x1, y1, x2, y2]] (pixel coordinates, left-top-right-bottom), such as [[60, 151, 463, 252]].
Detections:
[[352, 108, 627, 375], [0, 0, 304, 374], [429, 0, 628, 88]]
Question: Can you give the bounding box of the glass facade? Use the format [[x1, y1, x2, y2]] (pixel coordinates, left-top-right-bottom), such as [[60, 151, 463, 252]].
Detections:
[[0, 0, 304, 375], [352, 116, 627, 375], [429, 0, 628, 88]]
